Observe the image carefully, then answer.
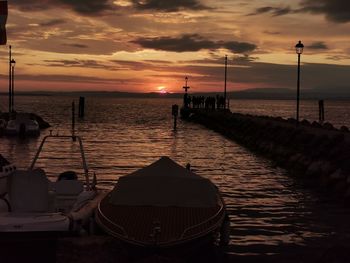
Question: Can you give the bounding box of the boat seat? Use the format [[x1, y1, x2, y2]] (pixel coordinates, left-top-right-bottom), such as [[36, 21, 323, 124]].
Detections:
[[52, 180, 84, 212], [9, 169, 49, 213]]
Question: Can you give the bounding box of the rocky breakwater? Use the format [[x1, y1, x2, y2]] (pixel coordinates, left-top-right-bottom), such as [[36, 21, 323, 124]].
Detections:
[[187, 110, 350, 200]]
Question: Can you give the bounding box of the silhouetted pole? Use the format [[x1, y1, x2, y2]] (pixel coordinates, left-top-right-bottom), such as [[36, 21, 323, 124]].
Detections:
[[172, 104, 178, 130], [78, 96, 85, 118], [8, 45, 11, 113], [224, 55, 227, 110], [72, 101, 76, 139], [10, 59, 15, 113], [319, 100, 325, 123], [183, 76, 190, 108], [295, 41, 304, 124]]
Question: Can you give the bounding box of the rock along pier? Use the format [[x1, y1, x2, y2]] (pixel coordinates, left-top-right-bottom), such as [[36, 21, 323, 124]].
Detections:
[[185, 109, 350, 200]]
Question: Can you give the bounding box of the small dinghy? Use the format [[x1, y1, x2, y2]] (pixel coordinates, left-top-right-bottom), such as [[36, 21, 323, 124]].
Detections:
[[96, 157, 229, 248], [0, 135, 105, 234]]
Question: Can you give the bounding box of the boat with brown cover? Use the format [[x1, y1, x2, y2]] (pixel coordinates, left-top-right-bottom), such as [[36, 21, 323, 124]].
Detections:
[[96, 156, 229, 248]]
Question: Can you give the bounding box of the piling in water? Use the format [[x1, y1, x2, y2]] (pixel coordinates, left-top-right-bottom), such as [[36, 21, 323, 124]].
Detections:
[[79, 97, 85, 118], [72, 101, 75, 139], [172, 104, 179, 130], [319, 100, 325, 124]]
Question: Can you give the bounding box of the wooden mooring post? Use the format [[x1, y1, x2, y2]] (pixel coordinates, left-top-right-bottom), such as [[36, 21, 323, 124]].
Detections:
[[78, 96, 85, 118], [72, 101, 76, 140], [319, 100, 325, 124], [172, 104, 179, 130]]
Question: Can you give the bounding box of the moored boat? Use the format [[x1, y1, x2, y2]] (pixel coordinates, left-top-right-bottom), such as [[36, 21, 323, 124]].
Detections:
[[0, 135, 106, 234], [96, 156, 229, 248], [5, 113, 40, 136]]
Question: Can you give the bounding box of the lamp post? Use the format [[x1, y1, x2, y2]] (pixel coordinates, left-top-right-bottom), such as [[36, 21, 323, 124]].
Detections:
[[224, 55, 227, 110], [10, 58, 15, 113], [295, 40, 304, 123], [8, 45, 11, 113]]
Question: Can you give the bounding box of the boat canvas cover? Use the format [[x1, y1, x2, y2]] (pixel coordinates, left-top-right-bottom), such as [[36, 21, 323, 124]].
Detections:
[[109, 157, 219, 207]]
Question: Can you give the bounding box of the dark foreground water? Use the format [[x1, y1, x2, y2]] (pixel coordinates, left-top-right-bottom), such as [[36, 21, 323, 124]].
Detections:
[[1, 96, 350, 262]]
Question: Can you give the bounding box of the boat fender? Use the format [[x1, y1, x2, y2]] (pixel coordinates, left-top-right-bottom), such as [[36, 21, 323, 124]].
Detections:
[[67, 213, 75, 232], [219, 214, 230, 247]]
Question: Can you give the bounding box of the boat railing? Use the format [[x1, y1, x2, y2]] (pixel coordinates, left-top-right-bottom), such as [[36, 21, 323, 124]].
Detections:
[[180, 202, 225, 239], [29, 134, 91, 190]]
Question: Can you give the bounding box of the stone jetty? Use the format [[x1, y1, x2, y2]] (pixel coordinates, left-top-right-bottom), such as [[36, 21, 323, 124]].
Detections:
[[186, 109, 350, 200]]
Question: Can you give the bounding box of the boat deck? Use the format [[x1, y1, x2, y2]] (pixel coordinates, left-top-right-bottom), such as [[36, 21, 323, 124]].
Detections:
[[96, 195, 224, 247]]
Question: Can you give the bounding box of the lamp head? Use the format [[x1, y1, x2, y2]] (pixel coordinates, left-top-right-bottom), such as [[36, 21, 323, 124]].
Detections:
[[295, 40, 304, 54]]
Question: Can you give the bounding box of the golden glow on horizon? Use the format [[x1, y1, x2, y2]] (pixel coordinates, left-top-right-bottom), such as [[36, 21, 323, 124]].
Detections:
[[3, 1, 350, 93], [157, 86, 167, 94]]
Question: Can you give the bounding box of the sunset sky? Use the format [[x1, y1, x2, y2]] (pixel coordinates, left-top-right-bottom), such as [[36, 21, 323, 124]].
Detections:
[[1, 0, 350, 93]]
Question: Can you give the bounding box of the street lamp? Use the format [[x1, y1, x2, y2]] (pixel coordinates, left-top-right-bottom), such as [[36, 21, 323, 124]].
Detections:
[[10, 58, 15, 113], [224, 55, 227, 110], [8, 45, 12, 114], [295, 40, 304, 123]]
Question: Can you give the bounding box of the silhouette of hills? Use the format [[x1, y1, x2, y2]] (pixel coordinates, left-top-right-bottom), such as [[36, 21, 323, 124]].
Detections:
[[1, 86, 350, 100]]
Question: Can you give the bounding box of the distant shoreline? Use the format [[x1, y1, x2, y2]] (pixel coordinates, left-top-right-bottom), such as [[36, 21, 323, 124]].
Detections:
[[1, 90, 350, 100]]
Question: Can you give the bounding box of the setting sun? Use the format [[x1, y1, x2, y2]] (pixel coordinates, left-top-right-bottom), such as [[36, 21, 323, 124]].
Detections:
[[157, 86, 167, 94]]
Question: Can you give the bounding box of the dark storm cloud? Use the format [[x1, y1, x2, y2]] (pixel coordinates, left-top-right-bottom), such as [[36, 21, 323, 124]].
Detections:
[[62, 43, 89, 48], [263, 31, 281, 35], [132, 34, 256, 53], [248, 6, 293, 16], [326, 54, 350, 61], [132, 34, 215, 52], [0, 73, 113, 83], [44, 60, 81, 66], [11, 0, 114, 15], [110, 60, 178, 72], [222, 41, 257, 53], [10, 0, 51, 11], [299, 0, 350, 23], [39, 19, 66, 27], [250, 0, 350, 23], [308, 41, 328, 50], [132, 0, 208, 12], [43, 59, 117, 70], [58, 0, 113, 15]]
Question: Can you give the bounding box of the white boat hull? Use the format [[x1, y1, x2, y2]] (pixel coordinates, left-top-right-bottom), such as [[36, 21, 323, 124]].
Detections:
[[0, 213, 70, 232]]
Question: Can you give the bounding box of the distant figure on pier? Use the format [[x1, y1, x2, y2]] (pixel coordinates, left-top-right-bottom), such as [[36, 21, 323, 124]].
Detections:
[[183, 93, 188, 108], [204, 96, 216, 110]]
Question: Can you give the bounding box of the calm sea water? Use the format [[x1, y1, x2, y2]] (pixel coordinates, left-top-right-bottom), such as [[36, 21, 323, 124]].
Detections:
[[230, 99, 350, 128], [1, 96, 350, 259]]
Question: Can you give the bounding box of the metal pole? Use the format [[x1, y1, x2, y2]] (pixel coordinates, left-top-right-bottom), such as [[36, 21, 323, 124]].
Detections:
[[8, 45, 11, 113], [224, 55, 227, 110], [11, 63, 14, 112], [296, 53, 301, 123], [72, 101, 75, 138]]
